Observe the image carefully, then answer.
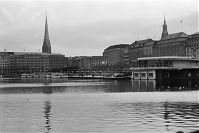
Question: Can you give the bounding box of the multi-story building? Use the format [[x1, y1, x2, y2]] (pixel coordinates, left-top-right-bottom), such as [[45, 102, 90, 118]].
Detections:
[[67, 56, 108, 72], [129, 39, 156, 67], [6, 52, 66, 75], [153, 18, 188, 57], [14, 52, 49, 74], [185, 32, 199, 59], [103, 44, 130, 71], [153, 32, 188, 57], [79, 56, 92, 71], [91, 56, 107, 71], [49, 54, 66, 71], [0, 52, 15, 76], [67, 57, 81, 69]]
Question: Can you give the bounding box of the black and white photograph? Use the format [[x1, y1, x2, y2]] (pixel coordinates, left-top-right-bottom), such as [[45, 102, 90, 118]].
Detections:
[[0, 0, 198, 133]]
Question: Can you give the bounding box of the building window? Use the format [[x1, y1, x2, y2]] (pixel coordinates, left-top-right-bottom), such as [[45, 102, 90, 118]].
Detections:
[[141, 73, 146, 78], [196, 48, 199, 59], [134, 73, 139, 77], [148, 73, 153, 78]]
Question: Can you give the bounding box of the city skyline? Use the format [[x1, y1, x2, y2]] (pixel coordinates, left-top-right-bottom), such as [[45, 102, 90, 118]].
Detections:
[[0, 0, 198, 56]]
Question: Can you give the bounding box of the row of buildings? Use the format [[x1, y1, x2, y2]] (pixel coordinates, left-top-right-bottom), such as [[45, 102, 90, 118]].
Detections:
[[67, 44, 130, 73], [68, 17, 199, 74], [0, 16, 199, 77], [130, 18, 199, 80]]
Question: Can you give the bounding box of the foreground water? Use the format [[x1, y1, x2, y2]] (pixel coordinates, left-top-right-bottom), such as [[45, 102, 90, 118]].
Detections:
[[0, 78, 198, 133]]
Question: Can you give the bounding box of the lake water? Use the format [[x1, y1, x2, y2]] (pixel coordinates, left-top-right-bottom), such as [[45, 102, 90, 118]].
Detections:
[[0, 78, 198, 133]]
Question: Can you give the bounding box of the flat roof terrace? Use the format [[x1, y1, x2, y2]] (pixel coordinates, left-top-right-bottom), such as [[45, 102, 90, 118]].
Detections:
[[137, 56, 199, 61], [130, 56, 199, 71]]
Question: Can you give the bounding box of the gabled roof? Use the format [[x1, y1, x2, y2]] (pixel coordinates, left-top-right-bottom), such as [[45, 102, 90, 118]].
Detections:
[[162, 32, 188, 40]]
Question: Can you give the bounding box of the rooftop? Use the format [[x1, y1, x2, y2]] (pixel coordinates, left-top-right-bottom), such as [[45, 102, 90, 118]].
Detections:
[[133, 39, 153, 44], [162, 32, 188, 40], [137, 56, 199, 61], [131, 39, 155, 48], [104, 44, 129, 51], [188, 31, 199, 37], [14, 52, 64, 56], [191, 31, 199, 35]]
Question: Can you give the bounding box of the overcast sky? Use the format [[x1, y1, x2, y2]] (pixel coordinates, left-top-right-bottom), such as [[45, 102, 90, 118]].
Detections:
[[0, 0, 198, 56]]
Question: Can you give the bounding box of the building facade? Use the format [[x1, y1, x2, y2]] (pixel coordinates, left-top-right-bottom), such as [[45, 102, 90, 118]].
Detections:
[[129, 39, 156, 67], [103, 44, 130, 71], [49, 54, 66, 71], [0, 52, 15, 77], [153, 32, 188, 57], [68, 56, 108, 72], [7, 52, 67, 75], [67, 57, 81, 69], [14, 52, 49, 74], [185, 32, 199, 59], [79, 56, 92, 71], [91, 56, 107, 71]]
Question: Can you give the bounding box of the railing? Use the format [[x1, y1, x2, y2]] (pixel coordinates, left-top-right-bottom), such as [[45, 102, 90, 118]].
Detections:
[[130, 66, 199, 70]]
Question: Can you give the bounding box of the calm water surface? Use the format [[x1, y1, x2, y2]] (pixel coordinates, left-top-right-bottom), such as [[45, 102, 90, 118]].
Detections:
[[0, 78, 198, 133]]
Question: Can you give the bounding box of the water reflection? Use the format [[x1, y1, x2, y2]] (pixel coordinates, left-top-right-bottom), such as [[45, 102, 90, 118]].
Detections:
[[44, 101, 52, 133], [0, 78, 198, 94], [42, 87, 53, 94], [131, 80, 157, 91], [162, 102, 199, 132], [0, 78, 198, 133], [0, 78, 64, 84], [132, 79, 199, 91], [163, 102, 171, 131], [0, 86, 65, 94], [107, 101, 199, 132]]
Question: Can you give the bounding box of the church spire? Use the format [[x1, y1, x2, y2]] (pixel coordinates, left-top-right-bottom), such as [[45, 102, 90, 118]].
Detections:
[[164, 15, 166, 25], [161, 15, 168, 40], [42, 14, 51, 53]]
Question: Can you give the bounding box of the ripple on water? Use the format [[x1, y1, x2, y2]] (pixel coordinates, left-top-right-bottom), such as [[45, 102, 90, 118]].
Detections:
[[0, 79, 198, 133]]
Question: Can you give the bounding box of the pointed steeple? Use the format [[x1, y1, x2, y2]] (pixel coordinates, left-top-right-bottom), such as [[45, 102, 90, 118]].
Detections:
[[42, 14, 51, 53], [161, 15, 168, 40], [164, 15, 166, 25]]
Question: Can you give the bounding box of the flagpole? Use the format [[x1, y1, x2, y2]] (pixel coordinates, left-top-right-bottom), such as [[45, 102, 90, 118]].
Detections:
[[180, 20, 183, 32]]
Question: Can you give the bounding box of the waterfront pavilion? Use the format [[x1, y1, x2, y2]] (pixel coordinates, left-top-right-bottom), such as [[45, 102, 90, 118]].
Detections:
[[130, 56, 199, 80]]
